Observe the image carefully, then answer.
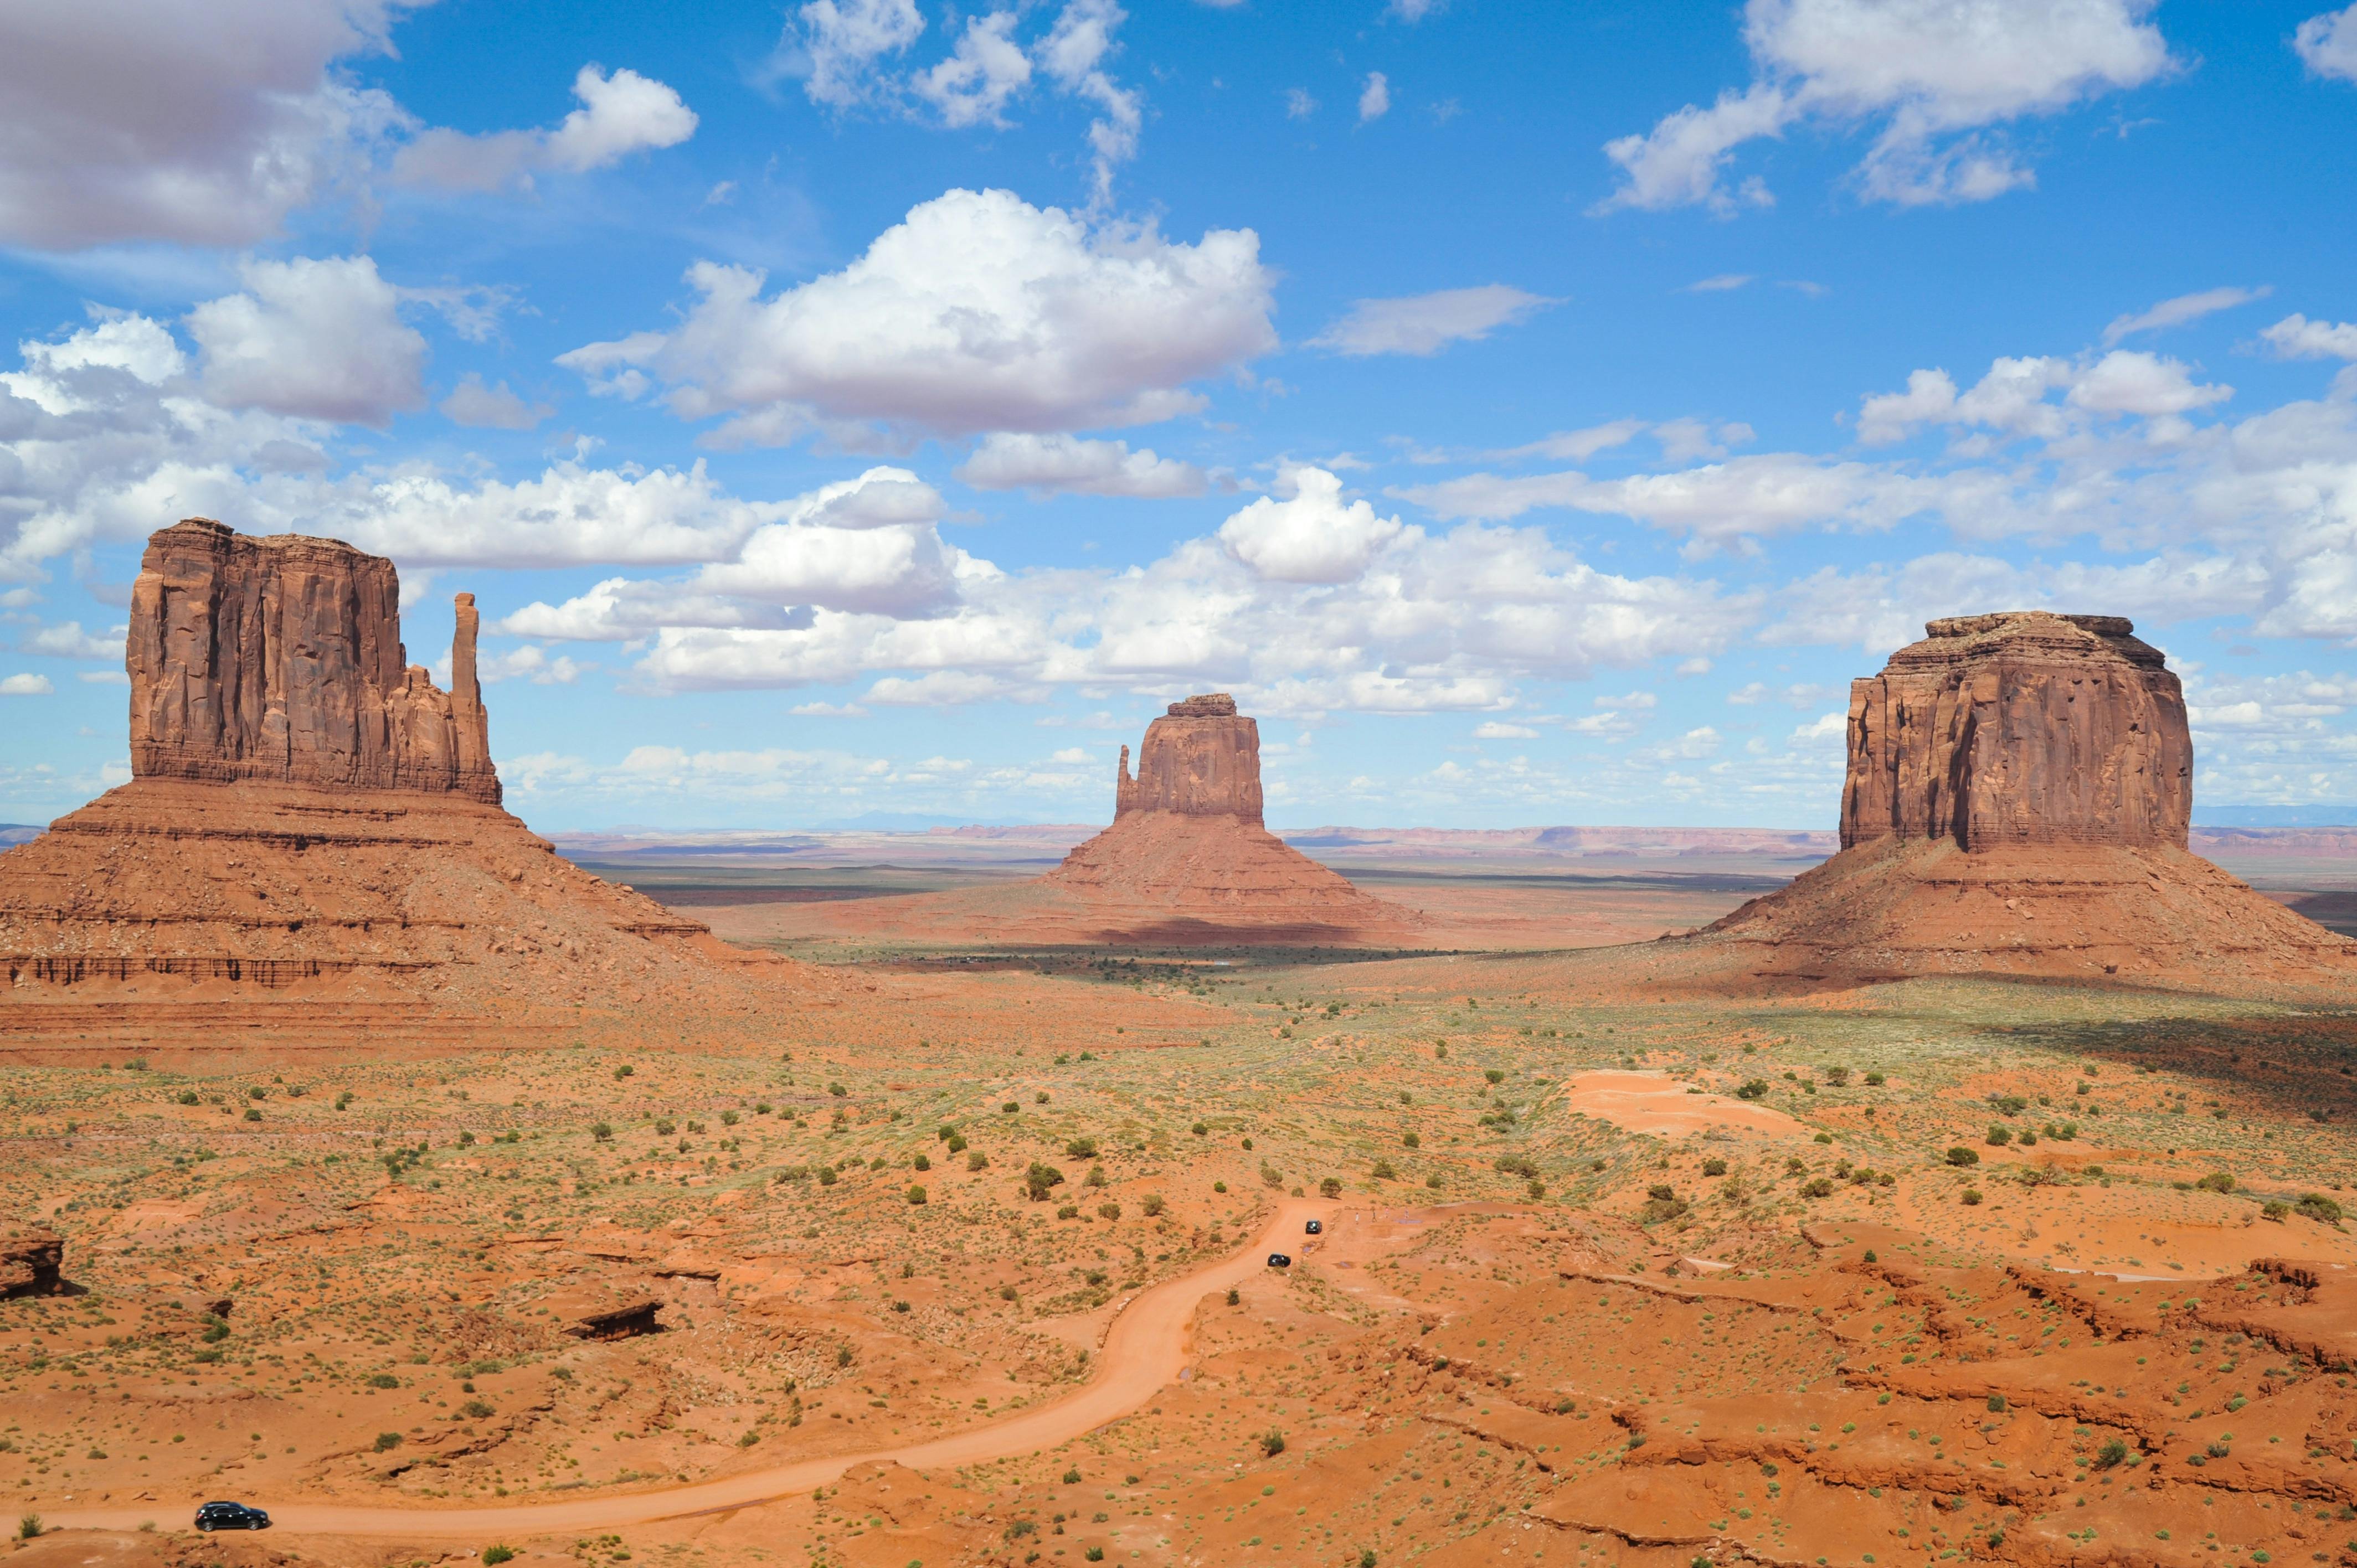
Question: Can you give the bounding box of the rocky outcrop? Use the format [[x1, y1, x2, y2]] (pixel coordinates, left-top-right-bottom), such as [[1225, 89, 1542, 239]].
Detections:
[[128, 518, 500, 803], [0, 1227, 63, 1297], [1841, 612, 2190, 853], [1115, 693, 1264, 823]]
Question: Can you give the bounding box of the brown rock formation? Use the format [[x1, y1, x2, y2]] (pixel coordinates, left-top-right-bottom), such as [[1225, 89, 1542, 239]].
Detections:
[[748, 695, 1424, 948], [0, 1226, 64, 1297], [1, 519, 843, 1046], [130, 518, 500, 802], [1633, 613, 2357, 996], [1841, 612, 2190, 852], [1115, 693, 1264, 823]]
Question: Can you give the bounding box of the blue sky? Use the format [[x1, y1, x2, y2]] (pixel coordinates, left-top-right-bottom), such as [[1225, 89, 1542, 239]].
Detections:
[[4, 0, 2356, 831]]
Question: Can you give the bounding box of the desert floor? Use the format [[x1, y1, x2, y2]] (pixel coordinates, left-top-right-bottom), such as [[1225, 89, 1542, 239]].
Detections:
[[5, 840, 2356, 1568]]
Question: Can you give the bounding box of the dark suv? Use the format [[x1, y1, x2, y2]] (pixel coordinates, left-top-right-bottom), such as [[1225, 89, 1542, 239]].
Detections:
[[195, 1502, 270, 1531]]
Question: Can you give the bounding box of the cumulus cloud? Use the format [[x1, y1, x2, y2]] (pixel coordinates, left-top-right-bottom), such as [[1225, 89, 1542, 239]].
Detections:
[[1358, 72, 1391, 123], [911, 12, 1032, 127], [0, 0, 414, 250], [0, 673, 54, 695], [1218, 467, 1408, 582], [478, 644, 586, 684], [558, 188, 1277, 442], [2262, 314, 2357, 360], [1474, 721, 1536, 739], [2296, 4, 2357, 82], [18, 621, 123, 659], [788, 0, 927, 107], [1855, 350, 2227, 444], [1596, 0, 2173, 215], [2101, 285, 2270, 345], [188, 255, 428, 426], [391, 65, 697, 192], [439, 375, 553, 431], [1309, 285, 1555, 357], [954, 432, 1205, 497]]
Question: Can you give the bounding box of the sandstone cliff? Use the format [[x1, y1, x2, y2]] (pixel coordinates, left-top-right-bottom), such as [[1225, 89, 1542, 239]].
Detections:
[[1115, 693, 1265, 823], [129, 518, 500, 803], [1841, 611, 2190, 853], [1641, 613, 2355, 996]]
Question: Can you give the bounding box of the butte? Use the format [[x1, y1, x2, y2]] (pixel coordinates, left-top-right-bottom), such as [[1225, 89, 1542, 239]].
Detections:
[[782, 694, 1422, 948], [0, 518, 824, 1050], [1635, 612, 2357, 994]]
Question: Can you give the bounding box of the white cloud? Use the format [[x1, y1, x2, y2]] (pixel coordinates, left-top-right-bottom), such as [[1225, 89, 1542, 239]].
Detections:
[[1596, 0, 2173, 215], [479, 645, 586, 685], [0, 673, 54, 695], [1309, 285, 1555, 357], [1218, 467, 1408, 584], [1285, 88, 1318, 120], [2065, 350, 2231, 417], [788, 0, 926, 109], [1036, 0, 1141, 206], [1358, 72, 1391, 123], [1388, 0, 1445, 19], [1685, 274, 1754, 292], [955, 432, 1205, 497], [1855, 350, 2226, 444], [18, 621, 122, 659], [2262, 314, 2357, 361], [2101, 285, 2270, 345], [1474, 721, 1537, 739], [188, 255, 427, 427], [912, 12, 1032, 127], [0, 0, 415, 250], [440, 375, 554, 431], [2296, 4, 2357, 82], [1486, 420, 1649, 463], [558, 188, 1276, 442], [392, 65, 696, 192]]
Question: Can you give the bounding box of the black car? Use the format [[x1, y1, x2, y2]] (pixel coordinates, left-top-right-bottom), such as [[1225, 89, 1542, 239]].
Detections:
[[195, 1502, 270, 1531], [1304, 1219, 1323, 1235], [1266, 1252, 1292, 1268]]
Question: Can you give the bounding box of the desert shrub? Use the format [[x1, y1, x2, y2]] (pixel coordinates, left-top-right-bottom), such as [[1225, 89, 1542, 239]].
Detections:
[[828, 1082, 847, 1097], [367, 1372, 399, 1389], [1002, 1101, 1020, 1114], [1084, 1165, 1108, 1188], [1402, 1129, 1421, 1149], [18, 1517, 41, 1541], [1320, 1177, 1343, 1198], [1944, 1147, 1980, 1167], [1735, 1079, 1770, 1101], [1226, 1287, 1241, 1306], [1986, 1125, 2012, 1146], [1495, 1153, 1538, 1178], [1424, 1173, 1443, 1189], [1701, 1158, 1728, 1177], [1822, 1065, 1850, 1087], [2263, 1200, 2291, 1223], [1098, 1201, 1120, 1220], [906, 1185, 928, 1206], [2096, 1437, 2130, 1467], [1988, 1094, 2029, 1116], [591, 1122, 612, 1142], [912, 1153, 930, 1172], [1258, 1428, 1286, 1457], [1066, 1137, 1099, 1159], [721, 1110, 739, 1126], [613, 1065, 632, 1081], [482, 1549, 516, 1565], [817, 1166, 838, 1186], [1024, 1162, 1066, 1200], [1213, 1180, 1228, 1193], [2195, 1171, 2235, 1193], [1371, 1159, 1397, 1180], [966, 1150, 988, 1170], [1863, 1070, 1885, 1085], [1260, 1164, 1284, 1188], [2016, 1129, 2038, 1146], [461, 1399, 493, 1419], [177, 1090, 199, 1106], [1526, 1178, 1547, 1200], [1800, 1177, 1835, 1198], [1141, 1194, 1165, 1216], [1484, 1068, 1505, 1084], [374, 1432, 403, 1452], [2046, 1121, 2078, 1141], [1056, 1203, 1079, 1219], [2297, 1193, 2344, 1224], [1640, 1186, 1688, 1224], [1961, 1189, 1983, 1206], [1434, 1041, 1447, 1058], [1190, 1120, 1208, 1136]]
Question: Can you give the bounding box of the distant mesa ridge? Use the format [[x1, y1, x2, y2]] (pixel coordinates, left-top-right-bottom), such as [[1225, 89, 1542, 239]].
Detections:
[[130, 517, 501, 804], [1841, 610, 2189, 854]]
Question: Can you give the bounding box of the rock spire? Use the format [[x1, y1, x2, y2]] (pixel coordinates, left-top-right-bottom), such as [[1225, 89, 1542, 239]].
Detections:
[[127, 518, 501, 803], [1840, 611, 2190, 853]]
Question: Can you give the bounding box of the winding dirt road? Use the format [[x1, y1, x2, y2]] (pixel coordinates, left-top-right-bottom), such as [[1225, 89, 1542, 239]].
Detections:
[[47, 1198, 1325, 1540]]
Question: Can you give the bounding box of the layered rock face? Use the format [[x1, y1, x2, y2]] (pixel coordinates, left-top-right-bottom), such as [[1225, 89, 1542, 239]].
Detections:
[[1658, 613, 2354, 995], [1841, 612, 2190, 853], [1115, 694, 1265, 824], [129, 518, 500, 803], [0, 518, 832, 1041]]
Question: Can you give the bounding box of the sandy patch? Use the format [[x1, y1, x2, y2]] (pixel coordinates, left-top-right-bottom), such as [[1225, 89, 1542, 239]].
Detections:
[[1562, 1069, 1806, 1137]]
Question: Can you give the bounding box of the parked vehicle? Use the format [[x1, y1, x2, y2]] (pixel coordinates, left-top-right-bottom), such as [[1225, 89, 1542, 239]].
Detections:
[[195, 1502, 271, 1531], [1266, 1252, 1292, 1268], [1304, 1219, 1323, 1235]]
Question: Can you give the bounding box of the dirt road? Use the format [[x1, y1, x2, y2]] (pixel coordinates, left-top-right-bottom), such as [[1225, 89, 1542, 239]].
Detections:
[[46, 1198, 1326, 1540]]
